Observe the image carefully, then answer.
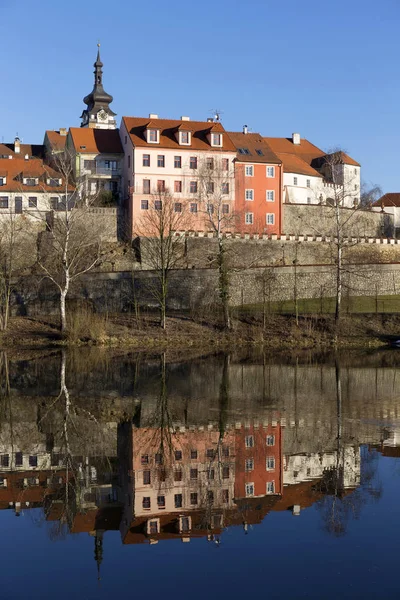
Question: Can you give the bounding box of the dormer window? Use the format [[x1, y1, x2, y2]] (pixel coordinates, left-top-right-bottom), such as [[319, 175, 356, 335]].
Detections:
[[179, 130, 191, 145], [0, 177, 5, 186], [24, 178, 38, 186], [47, 178, 61, 187], [211, 133, 222, 147], [146, 128, 160, 143]]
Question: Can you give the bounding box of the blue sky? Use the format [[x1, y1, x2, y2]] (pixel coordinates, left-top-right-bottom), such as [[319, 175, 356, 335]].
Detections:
[[1, 0, 399, 191]]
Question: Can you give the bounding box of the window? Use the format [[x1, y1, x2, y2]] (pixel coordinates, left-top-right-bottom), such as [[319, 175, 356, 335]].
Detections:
[[207, 203, 214, 214], [306, 179, 311, 188], [15, 452, 23, 467], [143, 154, 150, 167], [267, 166, 275, 177], [28, 197, 37, 208], [221, 182, 229, 194], [208, 468, 215, 480], [174, 494, 183, 508], [174, 202, 182, 213], [157, 180, 165, 192], [293, 177, 298, 185], [148, 129, 159, 143], [222, 158, 229, 171], [0, 197, 8, 208], [174, 180, 182, 193], [266, 456, 275, 470], [222, 466, 230, 479], [124, 135, 127, 144], [180, 516, 190, 532], [245, 213, 253, 225], [175, 450, 182, 461], [143, 470, 151, 485], [148, 519, 158, 534], [266, 435, 275, 446], [206, 158, 214, 170], [211, 133, 221, 146], [222, 446, 230, 458], [256, 149, 264, 156], [174, 156, 182, 168], [245, 435, 254, 448], [245, 458, 254, 471], [154, 200, 162, 211], [206, 449, 215, 459], [222, 204, 229, 214], [190, 468, 198, 480], [49, 178, 60, 187], [238, 148, 250, 155], [50, 197, 58, 210], [267, 481, 275, 494], [1, 455, 9, 468], [266, 214, 275, 225], [190, 203, 198, 213], [155, 453, 163, 465], [141, 454, 149, 465], [190, 181, 198, 194], [174, 469, 183, 482], [245, 189, 254, 201], [245, 483, 254, 497], [266, 191, 275, 202], [143, 179, 150, 194], [29, 455, 38, 467], [157, 155, 165, 168], [128, 155, 131, 168], [189, 156, 197, 169], [355, 183, 358, 190], [190, 493, 198, 505], [190, 450, 198, 459], [207, 490, 214, 503], [307, 197, 311, 204], [180, 131, 190, 145], [206, 182, 214, 194], [157, 495, 166, 508], [245, 165, 254, 177], [143, 497, 151, 509], [141, 199, 149, 210], [25, 178, 37, 186], [0, 178, 4, 186]]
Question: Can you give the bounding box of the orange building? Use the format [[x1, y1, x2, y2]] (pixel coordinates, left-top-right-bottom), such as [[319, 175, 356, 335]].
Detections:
[[228, 131, 283, 235]]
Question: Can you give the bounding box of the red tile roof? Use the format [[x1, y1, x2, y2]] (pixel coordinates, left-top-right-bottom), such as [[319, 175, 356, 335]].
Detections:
[[227, 131, 282, 164], [122, 116, 236, 152], [373, 193, 400, 208], [0, 157, 72, 192], [45, 130, 67, 152], [69, 128, 123, 154]]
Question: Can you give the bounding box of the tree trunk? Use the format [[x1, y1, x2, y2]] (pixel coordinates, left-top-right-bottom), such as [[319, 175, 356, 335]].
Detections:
[[217, 237, 231, 331], [60, 288, 68, 334], [335, 244, 342, 324]]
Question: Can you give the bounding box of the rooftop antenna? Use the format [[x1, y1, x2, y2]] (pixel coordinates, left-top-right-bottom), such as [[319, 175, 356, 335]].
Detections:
[[209, 108, 223, 123]]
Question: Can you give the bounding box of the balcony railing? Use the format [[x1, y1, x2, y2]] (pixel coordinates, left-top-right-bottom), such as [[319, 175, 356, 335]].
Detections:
[[82, 167, 120, 177]]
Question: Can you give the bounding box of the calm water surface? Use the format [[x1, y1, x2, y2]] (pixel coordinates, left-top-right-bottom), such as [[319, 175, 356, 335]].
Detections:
[[1, 350, 400, 599]]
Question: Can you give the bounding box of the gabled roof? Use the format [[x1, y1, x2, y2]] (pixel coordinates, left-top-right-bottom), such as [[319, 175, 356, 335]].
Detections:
[[122, 116, 236, 152], [226, 131, 282, 164], [373, 193, 400, 208], [45, 130, 67, 152], [69, 127, 123, 154], [0, 143, 45, 159], [0, 157, 72, 192], [275, 153, 322, 177]]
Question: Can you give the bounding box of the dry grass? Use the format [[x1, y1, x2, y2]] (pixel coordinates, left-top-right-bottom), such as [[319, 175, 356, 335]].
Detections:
[[66, 308, 108, 344]]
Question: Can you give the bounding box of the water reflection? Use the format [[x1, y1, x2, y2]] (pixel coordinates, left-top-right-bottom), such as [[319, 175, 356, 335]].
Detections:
[[0, 349, 394, 564]]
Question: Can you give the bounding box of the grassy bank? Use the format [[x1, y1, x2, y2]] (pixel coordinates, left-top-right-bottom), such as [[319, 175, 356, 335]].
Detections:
[[0, 310, 399, 351]]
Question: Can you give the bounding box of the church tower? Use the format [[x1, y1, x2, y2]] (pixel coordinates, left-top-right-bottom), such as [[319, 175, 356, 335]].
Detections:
[[80, 45, 117, 129]]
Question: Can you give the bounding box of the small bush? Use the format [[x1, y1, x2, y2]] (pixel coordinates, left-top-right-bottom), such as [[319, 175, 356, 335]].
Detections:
[[66, 308, 108, 343]]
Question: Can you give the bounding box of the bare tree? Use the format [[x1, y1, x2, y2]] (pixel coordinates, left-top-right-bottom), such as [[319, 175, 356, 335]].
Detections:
[[37, 149, 105, 334], [134, 190, 189, 329], [195, 155, 236, 330]]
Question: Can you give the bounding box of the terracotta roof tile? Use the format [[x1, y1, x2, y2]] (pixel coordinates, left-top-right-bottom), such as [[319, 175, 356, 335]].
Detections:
[[69, 128, 123, 154], [373, 193, 400, 208], [122, 116, 236, 153], [0, 157, 72, 192], [45, 130, 67, 152], [275, 152, 323, 177], [227, 131, 282, 164]]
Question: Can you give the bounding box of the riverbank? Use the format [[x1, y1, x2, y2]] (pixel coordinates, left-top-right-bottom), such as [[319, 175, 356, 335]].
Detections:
[[0, 312, 398, 351]]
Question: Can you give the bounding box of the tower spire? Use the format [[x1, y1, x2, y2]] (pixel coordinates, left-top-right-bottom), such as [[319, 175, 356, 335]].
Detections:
[[80, 44, 116, 129]]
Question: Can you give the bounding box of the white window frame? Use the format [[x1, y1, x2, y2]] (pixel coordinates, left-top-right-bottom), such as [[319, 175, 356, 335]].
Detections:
[[266, 166, 275, 178], [266, 190, 275, 202], [245, 435, 254, 448], [147, 518, 160, 535], [266, 456, 275, 471], [179, 131, 191, 146], [245, 458, 254, 471], [245, 165, 254, 177], [266, 213, 275, 225], [266, 435, 275, 446], [245, 213, 254, 225], [245, 189, 254, 201], [0, 177, 5, 185], [293, 176, 298, 185], [211, 133, 222, 147], [179, 516, 192, 533], [245, 483, 254, 497], [147, 129, 160, 144], [266, 481, 275, 494], [306, 179, 311, 188]]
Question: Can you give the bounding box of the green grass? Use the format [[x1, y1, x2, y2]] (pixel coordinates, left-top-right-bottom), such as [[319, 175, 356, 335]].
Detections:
[[235, 295, 400, 316]]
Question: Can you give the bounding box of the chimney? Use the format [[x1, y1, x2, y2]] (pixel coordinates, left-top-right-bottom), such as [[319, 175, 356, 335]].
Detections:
[[59, 128, 67, 136], [24, 154, 29, 160], [207, 118, 213, 123], [292, 133, 301, 145], [14, 137, 21, 153], [243, 124, 248, 135], [149, 113, 158, 119], [292, 505, 301, 516], [181, 116, 190, 121]]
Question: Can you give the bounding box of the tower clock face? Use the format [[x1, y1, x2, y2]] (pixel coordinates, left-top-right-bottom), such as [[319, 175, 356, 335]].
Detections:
[[98, 110, 108, 121]]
